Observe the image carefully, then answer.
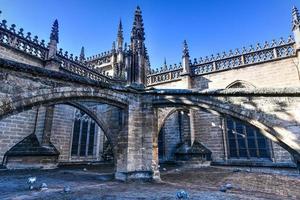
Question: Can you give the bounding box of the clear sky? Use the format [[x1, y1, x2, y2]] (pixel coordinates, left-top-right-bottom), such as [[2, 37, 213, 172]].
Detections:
[[1, 0, 299, 69]]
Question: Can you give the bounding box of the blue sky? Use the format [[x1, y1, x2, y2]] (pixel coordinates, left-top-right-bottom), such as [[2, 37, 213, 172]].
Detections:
[[1, 0, 299, 69]]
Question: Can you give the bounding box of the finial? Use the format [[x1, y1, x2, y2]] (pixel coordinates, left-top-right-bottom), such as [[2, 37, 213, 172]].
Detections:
[[183, 40, 189, 57], [118, 19, 123, 33], [117, 19, 123, 50], [112, 41, 116, 51], [131, 5, 145, 41], [164, 57, 167, 67], [80, 46, 85, 61], [50, 19, 59, 43], [292, 6, 300, 30]]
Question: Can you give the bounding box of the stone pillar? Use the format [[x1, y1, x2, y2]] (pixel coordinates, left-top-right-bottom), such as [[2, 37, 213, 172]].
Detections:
[[33, 105, 55, 146], [34, 106, 46, 144], [189, 110, 196, 145], [115, 96, 158, 181], [41, 105, 55, 146]]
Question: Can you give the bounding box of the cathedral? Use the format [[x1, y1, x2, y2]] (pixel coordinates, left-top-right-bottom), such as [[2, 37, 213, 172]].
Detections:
[[0, 5, 299, 181], [85, 6, 150, 85]]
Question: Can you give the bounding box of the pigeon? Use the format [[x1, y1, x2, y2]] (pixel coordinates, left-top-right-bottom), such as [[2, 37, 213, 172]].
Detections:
[[176, 190, 189, 199], [27, 177, 37, 184], [64, 185, 71, 193], [40, 183, 48, 191]]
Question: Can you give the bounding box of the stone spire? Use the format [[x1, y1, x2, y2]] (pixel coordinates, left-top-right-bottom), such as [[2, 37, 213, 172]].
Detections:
[[182, 40, 190, 74], [50, 19, 59, 43], [163, 57, 168, 70], [47, 19, 59, 60], [117, 19, 123, 50], [127, 6, 148, 86], [292, 6, 300, 30], [79, 46, 85, 61], [292, 6, 300, 48], [131, 6, 145, 42], [112, 41, 116, 53], [182, 40, 189, 58]]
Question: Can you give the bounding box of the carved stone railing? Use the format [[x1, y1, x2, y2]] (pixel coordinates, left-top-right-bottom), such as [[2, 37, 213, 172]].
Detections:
[[0, 19, 48, 59], [56, 52, 125, 84], [147, 36, 297, 86], [192, 36, 296, 75], [147, 67, 183, 85], [86, 51, 112, 65], [0, 15, 125, 85]]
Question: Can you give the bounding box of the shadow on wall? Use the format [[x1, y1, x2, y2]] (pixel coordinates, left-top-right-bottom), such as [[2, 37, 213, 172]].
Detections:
[[0, 101, 123, 169], [154, 92, 300, 169]]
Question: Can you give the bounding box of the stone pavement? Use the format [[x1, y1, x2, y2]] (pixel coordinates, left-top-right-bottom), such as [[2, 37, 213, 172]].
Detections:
[[0, 165, 299, 200]]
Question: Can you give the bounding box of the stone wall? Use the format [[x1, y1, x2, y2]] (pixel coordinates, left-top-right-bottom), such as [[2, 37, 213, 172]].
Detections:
[[192, 57, 300, 89], [50, 104, 75, 162], [49, 103, 121, 163], [0, 108, 37, 163], [160, 112, 181, 161], [191, 109, 294, 164], [149, 57, 300, 90], [192, 110, 225, 161], [0, 46, 44, 68]]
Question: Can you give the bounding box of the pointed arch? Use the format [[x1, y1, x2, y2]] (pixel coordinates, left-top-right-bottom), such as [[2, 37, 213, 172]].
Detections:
[[226, 80, 256, 89]]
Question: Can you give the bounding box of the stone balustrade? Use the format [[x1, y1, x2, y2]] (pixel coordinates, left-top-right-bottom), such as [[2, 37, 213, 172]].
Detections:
[[147, 36, 297, 86], [0, 19, 48, 59], [0, 15, 124, 85]]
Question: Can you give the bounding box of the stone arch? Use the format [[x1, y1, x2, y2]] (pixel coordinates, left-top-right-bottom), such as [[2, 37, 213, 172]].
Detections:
[[156, 107, 191, 162], [0, 87, 132, 168], [0, 86, 130, 121], [153, 97, 300, 161], [1, 102, 119, 166], [226, 80, 256, 89], [157, 107, 190, 136], [63, 101, 113, 146]]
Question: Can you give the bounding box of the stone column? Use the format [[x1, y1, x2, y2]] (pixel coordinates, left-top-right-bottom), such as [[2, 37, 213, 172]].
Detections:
[[33, 105, 55, 146], [41, 105, 55, 146], [115, 95, 158, 181]]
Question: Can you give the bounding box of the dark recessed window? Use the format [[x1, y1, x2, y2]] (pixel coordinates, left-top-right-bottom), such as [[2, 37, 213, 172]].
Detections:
[[226, 117, 271, 159], [71, 110, 96, 157]]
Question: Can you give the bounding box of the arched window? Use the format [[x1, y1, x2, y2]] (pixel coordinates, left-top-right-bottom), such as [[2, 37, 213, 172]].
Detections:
[[226, 117, 271, 159], [71, 110, 96, 157], [226, 80, 255, 89]]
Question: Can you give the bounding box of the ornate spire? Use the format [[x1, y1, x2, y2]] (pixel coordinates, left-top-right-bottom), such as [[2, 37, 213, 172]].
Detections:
[[79, 46, 85, 61], [131, 6, 145, 41], [117, 19, 123, 50], [50, 19, 59, 43], [183, 40, 189, 57], [118, 19, 123, 40], [112, 41, 116, 53], [292, 6, 300, 30], [163, 57, 168, 70]]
